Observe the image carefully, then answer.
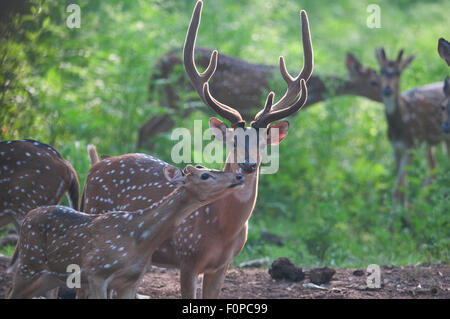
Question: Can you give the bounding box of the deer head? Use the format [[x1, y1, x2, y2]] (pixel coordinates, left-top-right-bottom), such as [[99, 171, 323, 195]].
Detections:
[[375, 48, 415, 98], [345, 53, 380, 88], [164, 164, 244, 202], [184, 0, 312, 174]]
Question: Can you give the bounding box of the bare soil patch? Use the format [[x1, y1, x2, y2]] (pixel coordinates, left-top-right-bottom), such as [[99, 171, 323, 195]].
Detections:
[[0, 255, 448, 299]]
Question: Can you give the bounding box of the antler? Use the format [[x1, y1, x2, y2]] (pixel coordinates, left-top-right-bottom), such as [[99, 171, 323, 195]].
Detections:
[[184, 1, 245, 127], [251, 79, 308, 128], [271, 10, 313, 111], [184, 0, 312, 128]]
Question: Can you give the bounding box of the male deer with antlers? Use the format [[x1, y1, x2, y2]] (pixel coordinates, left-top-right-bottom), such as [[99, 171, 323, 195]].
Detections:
[[8, 165, 244, 298], [0, 139, 80, 232], [375, 48, 450, 207], [82, 0, 312, 298]]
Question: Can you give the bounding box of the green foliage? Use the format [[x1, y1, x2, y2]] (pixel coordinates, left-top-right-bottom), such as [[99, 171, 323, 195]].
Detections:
[[0, 0, 449, 267]]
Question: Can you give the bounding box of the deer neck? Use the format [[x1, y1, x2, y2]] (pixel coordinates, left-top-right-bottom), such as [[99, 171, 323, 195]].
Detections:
[[302, 75, 382, 108], [211, 152, 260, 238], [382, 89, 402, 118], [133, 187, 201, 255]]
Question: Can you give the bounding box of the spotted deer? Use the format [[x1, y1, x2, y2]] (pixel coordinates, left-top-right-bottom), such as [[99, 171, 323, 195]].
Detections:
[[8, 165, 244, 299], [375, 48, 450, 207], [438, 38, 450, 133], [347, 52, 447, 135], [139, 47, 447, 150], [139, 56, 380, 150], [0, 139, 80, 232], [82, 0, 312, 298]]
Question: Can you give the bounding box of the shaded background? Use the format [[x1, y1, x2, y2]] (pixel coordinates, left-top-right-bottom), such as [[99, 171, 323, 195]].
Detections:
[[0, 0, 449, 267]]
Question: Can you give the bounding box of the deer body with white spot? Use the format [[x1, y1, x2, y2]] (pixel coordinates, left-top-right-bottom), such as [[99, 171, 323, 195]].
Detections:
[[8, 165, 244, 298], [375, 48, 450, 207], [82, 0, 312, 298], [0, 139, 80, 231]]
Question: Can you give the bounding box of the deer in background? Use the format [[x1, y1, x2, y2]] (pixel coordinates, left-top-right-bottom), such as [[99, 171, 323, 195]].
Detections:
[[0, 139, 79, 232], [8, 165, 244, 299], [82, 0, 312, 298], [139, 46, 444, 150], [438, 38, 450, 134], [375, 48, 450, 207], [139, 52, 382, 149]]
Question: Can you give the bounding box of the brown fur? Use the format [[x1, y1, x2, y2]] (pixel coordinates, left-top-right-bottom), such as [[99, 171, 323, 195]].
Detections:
[[8, 165, 243, 298], [0, 139, 80, 232]]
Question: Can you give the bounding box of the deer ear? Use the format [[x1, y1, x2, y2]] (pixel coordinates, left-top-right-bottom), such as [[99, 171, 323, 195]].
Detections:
[[444, 76, 450, 96], [209, 117, 228, 143], [399, 55, 414, 70], [438, 38, 450, 66], [183, 164, 196, 174], [163, 166, 185, 186], [375, 48, 386, 66], [267, 121, 289, 145], [345, 53, 361, 73]]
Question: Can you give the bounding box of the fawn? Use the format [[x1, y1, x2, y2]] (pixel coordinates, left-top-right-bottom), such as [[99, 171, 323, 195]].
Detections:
[[8, 165, 244, 298], [375, 48, 450, 207]]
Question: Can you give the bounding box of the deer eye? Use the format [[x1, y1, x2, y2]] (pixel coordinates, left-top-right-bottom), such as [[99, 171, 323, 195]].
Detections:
[[201, 173, 210, 180], [196, 165, 204, 168]]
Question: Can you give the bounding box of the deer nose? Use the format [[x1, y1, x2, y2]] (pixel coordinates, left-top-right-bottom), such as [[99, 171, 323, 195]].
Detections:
[[382, 86, 393, 96]]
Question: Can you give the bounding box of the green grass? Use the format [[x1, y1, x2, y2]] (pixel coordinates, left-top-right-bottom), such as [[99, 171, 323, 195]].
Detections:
[[0, 0, 449, 268]]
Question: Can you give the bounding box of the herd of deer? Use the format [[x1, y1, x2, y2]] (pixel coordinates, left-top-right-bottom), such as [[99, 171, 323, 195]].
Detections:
[[0, 1, 449, 299]]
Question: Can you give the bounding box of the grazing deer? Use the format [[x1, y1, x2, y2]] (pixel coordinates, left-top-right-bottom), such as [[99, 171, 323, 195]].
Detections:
[[438, 38, 450, 134], [375, 48, 450, 207], [83, 0, 312, 298], [139, 55, 382, 149], [0, 139, 79, 232], [8, 165, 244, 299]]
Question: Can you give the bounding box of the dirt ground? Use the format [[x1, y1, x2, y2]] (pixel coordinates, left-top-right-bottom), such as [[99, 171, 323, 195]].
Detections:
[[1, 254, 448, 299]]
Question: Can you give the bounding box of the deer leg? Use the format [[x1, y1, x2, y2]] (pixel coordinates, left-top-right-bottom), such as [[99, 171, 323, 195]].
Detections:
[[76, 288, 88, 299], [9, 274, 59, 299], [45, 287, 59, 299], [180, 267, 198, 299], [87, 276, 108, 299], [393, 151, 412, 208], [115, 284, 138, 299], [12, 217, 22, 235], [424, 146, 437, 186], [136, 114, 175, 151], [445, 140, 450, 159], [202, 265, 228, 299]]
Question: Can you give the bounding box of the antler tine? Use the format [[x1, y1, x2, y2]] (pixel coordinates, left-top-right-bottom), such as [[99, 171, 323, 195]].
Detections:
[[271, 10, 313, 111], [203, 83, 245, 127], [184, 1, 245, 127], [253, 92, 275, 123], [183, 1, 218, 100], [252, 79, 308, 128]]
